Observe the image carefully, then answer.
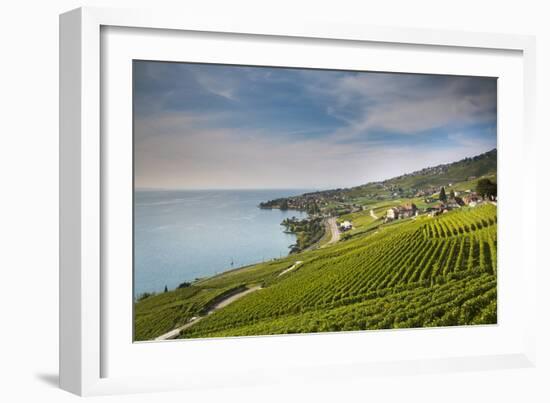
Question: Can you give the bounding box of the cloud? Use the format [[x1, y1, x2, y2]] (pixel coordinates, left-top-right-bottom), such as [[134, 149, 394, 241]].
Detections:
[[133, 62, 497, 189], [316, 74, 497, 141], [135, 119, 495, 190], [193, 69, 240, 100]]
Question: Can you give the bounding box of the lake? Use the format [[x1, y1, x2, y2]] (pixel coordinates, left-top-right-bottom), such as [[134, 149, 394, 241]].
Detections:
[[134, 189, 309, 296]]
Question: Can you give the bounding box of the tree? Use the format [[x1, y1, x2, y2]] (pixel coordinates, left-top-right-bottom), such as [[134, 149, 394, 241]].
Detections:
[[476, 179, 497, 199], [439, 187, 447, 202], [164, 285, 168, 293], [449, 189, 456, 199]]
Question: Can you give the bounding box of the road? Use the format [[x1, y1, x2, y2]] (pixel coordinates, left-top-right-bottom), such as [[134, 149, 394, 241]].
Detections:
[[370, 209, 378, 219], [155, 285, 262, 341], [326, 217, 341, 245]]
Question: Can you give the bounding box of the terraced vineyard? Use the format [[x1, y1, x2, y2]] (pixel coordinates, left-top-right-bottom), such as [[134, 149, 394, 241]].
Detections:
[[134, 204, 497, 340], [147, 204, 498, 339], [134, 284, 242, 340]]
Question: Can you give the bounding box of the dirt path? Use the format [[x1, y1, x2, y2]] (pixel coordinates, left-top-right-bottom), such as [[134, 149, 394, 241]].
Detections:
[[155, 285, 262, 341], [370, 209, 378, 219], [210, 286, 262, 310], [278, 261, 303, 276], [154, 317, 204, 341]]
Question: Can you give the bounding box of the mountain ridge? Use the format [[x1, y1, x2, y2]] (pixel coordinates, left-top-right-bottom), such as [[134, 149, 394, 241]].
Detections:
[[309, 148, 497, 196]]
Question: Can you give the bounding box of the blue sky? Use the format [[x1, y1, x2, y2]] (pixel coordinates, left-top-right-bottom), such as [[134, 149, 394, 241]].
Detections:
[[134, 61, 497, 189]]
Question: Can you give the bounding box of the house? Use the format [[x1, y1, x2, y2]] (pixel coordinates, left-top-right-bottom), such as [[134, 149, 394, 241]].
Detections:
[[463, 192, 482, 207], [386, 207, 399, 220], [340, 221, 352, 231], [427, 202, 453, 217], [446, 197, 465, 209], [399, 203, 418, 218], [387, 203, 417, 220]]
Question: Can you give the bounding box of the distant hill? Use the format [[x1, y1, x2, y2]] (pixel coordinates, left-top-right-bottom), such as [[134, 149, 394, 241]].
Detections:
[[259, 148, 496, 214], [374, 148, 496, 190], [308, 148, 496, 199]]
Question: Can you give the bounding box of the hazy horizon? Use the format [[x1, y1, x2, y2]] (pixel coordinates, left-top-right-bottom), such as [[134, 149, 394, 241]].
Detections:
[[134, 147, 496, 192], [134, 62, 497, 190]]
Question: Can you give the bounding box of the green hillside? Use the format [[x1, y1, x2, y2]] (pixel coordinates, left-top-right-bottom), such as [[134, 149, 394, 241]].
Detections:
[[135, 204, 497, 340], [373, 148, 496, 190], [336, 148, 496, 197], [259, 148, 496, 214]]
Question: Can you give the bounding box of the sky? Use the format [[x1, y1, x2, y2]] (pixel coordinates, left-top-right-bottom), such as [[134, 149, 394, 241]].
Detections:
[[134, 61, 497, 190]]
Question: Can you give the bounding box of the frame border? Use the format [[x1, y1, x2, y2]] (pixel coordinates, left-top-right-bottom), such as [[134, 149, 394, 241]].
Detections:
[[59, 6, 537, 396]]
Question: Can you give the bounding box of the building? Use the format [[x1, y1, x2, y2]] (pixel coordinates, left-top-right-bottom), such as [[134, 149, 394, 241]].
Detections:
[[463, 193, 482, 207], [386, 208, 399, 220], [426, 207, 439, 217], [446, 198, 463, 209], [340, 221, 352, 231], [399, 203, 418, 218], [386, 203, 418, 220]]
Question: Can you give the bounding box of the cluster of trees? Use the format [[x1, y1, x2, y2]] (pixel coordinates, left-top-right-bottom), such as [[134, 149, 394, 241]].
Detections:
[[137, 291, 156, 301], [476, 178, 497, 199], [282, 217, 325, 253], [438, 177, 497, 204], [259, 198, 320, 215]]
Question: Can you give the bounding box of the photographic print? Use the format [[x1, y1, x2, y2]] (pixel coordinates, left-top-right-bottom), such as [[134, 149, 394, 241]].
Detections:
[[133, 61, 497, 341]]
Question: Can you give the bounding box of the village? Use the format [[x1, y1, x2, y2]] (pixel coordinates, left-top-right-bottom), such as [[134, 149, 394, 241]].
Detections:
[[387, 188, 491, 221], [259, 150, 497, 249], [338, 185, 497, 233]]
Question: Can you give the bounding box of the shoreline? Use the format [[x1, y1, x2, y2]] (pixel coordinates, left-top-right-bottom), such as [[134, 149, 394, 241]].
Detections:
[[136, 204, 308, 297]]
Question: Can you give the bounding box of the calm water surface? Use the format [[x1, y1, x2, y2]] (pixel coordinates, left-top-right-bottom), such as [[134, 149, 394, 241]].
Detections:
[[134, 189, 308, 296]]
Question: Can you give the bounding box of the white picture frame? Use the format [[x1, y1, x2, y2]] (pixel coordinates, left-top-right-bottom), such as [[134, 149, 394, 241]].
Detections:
[[59, 6, 537, 396]]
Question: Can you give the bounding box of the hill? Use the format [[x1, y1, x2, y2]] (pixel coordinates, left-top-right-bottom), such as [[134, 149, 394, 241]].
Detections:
[[259, 149, 496, 212], [367, 148, 495, 190]]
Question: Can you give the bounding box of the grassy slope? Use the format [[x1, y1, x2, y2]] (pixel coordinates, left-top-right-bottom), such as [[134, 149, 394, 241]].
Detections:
[[336, 200, 401, 237], [301, 148, 497, 202], [381, 150, 497, 189]]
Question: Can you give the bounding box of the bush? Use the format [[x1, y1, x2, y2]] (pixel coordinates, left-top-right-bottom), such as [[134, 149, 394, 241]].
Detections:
[[137, 292, 155, 301]]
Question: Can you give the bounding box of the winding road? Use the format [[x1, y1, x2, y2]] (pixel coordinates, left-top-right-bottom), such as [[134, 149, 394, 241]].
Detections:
[[155, 285, 262, 341]]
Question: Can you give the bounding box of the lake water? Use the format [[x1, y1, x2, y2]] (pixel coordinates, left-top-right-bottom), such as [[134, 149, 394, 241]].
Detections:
[[134, 189, 308, 296]]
